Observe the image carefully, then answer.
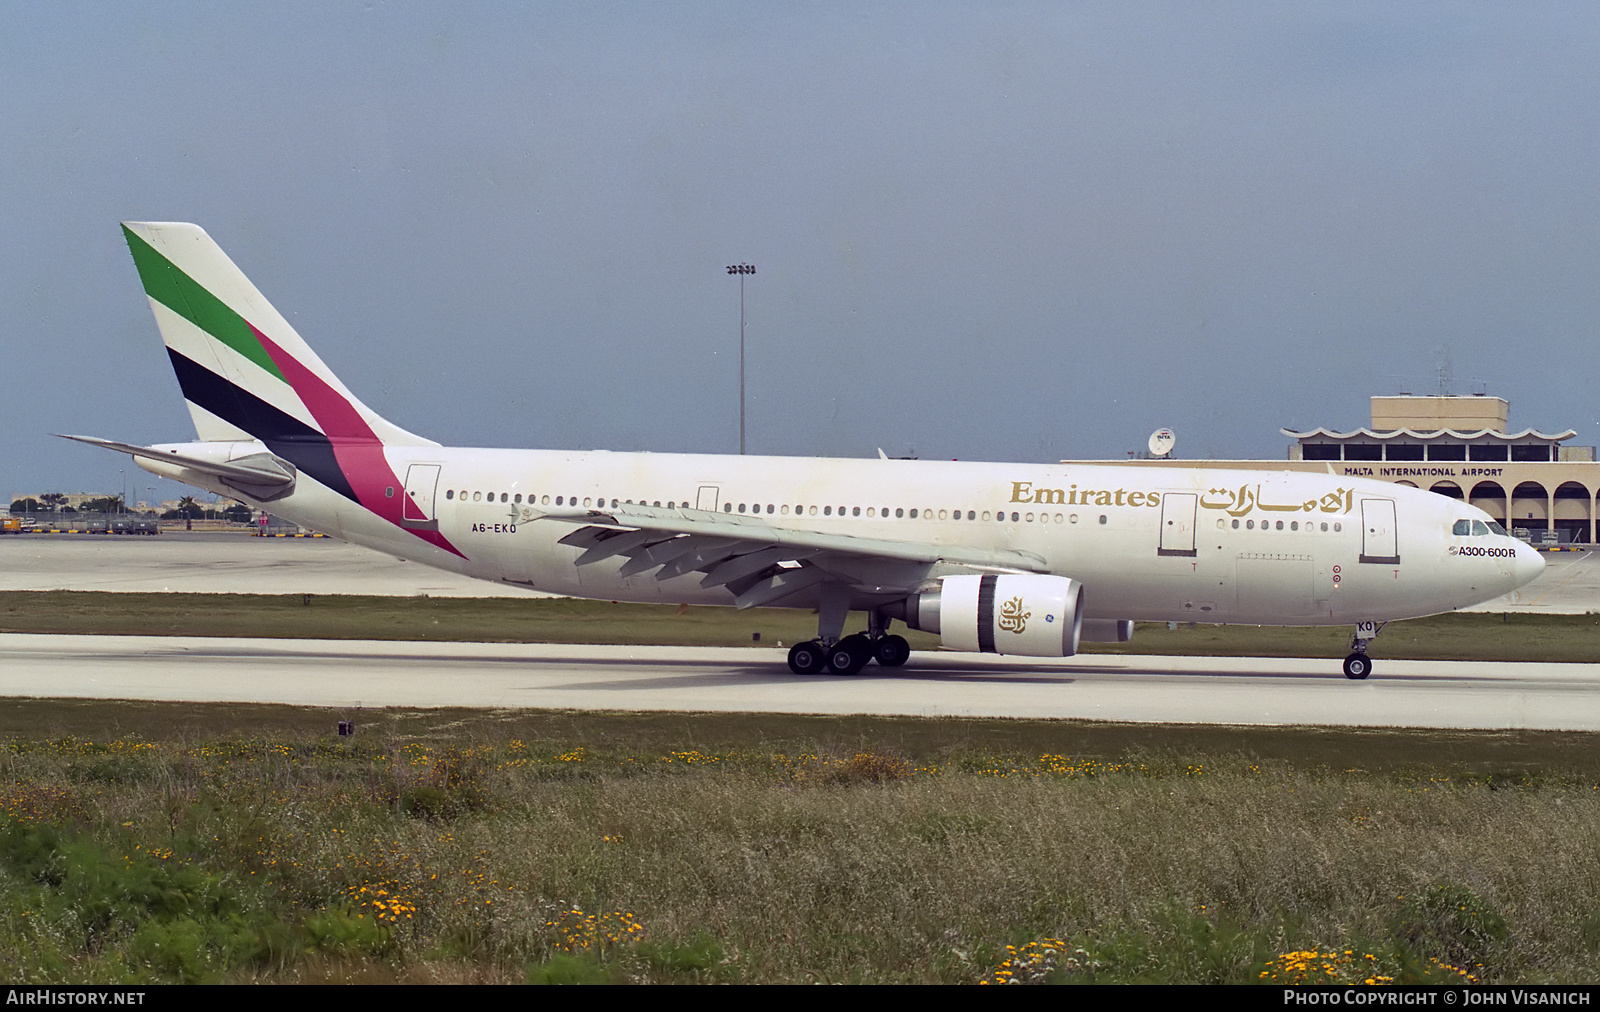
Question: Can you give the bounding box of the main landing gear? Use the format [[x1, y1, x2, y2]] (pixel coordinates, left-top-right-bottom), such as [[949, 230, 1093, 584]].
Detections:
[[1342, 620, 1385, 680], [786, 598, 911, 675], [786, 633, 911, 675]]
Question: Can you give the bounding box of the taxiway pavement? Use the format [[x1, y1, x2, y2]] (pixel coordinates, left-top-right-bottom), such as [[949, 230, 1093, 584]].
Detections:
[[2, 633, 1596, 731], [0, 532, 550, 597]]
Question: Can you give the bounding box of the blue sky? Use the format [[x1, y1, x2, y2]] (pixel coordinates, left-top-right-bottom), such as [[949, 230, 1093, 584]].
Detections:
[[6, 2, 1599, 501]]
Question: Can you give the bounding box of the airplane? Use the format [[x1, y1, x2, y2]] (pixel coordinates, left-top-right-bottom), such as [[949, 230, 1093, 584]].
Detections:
[[64, 222, 1545, 680]]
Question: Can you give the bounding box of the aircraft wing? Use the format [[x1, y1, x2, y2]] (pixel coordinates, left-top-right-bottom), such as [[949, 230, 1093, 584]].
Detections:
[[534, 503, 1049, 608]]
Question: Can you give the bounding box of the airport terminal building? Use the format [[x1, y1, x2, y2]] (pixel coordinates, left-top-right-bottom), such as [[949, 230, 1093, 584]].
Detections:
[[1120, 395, 1600, 544]]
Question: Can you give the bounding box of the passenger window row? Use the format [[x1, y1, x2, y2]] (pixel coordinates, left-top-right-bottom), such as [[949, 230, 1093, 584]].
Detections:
[[444, 489, 1109, 527], [445, 491, 676, 509], [1223, 518, 1342, 532], [726, 503, 1093, 524]]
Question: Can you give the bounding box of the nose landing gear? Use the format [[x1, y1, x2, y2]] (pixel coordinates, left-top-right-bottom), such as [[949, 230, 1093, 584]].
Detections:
[[1342, 652, 1371, 680], [1342, 620, 1384, 680]]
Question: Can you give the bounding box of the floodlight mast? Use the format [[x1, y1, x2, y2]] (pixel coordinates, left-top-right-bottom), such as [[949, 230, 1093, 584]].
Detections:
[[726, 263, 756, 454]]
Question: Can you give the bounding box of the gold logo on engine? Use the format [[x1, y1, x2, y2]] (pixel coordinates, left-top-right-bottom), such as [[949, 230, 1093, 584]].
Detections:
[[998, 596, 1031, 634]]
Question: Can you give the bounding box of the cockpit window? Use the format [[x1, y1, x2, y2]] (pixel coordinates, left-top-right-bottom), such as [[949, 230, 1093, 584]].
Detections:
[[1452, 519, 1471, 536], [1471, 520, 1490, 536], [1454, 517, 1510, 537], [1488, 521, 1507, 536]]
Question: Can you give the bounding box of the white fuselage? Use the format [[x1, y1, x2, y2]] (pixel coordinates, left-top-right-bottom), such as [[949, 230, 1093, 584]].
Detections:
[[145, 444, 1543, 627]]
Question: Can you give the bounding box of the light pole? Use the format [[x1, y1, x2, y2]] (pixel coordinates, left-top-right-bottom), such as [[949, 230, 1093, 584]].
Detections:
[[726, 263, 755, 454]]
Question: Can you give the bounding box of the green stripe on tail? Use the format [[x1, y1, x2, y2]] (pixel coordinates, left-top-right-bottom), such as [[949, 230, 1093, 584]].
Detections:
[[121, 225, 286, 383]]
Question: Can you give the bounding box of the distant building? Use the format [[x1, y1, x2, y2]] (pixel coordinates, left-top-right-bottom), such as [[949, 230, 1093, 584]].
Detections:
[[1283, 396, 1583, 465], [8, 492, 127, 510], [1282, 395, 1597, 542], [1092, 395, 1600, 543]]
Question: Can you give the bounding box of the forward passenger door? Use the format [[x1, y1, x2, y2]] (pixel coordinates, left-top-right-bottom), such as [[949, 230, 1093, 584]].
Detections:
[[1359, 498, 1400, 565]]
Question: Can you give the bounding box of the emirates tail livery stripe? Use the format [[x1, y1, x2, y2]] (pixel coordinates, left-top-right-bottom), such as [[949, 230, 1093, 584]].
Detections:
[[123, 225, 288, 383], [122, 225, 464, 559]]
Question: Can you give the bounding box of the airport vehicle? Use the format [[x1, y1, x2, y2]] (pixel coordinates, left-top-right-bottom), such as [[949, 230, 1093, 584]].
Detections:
[[66, 222, 1544, 679]]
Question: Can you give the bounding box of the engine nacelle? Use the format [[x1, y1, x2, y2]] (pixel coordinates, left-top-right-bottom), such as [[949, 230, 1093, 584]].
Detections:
[[900, 574, 1084, 657], [1081, 619, 1134, 643]]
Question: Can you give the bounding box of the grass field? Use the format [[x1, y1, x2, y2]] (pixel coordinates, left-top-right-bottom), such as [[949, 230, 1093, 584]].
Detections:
[[0, 703, 1596, 984], [2, 590, 1599, 663], [2, 595, 1598, 982]]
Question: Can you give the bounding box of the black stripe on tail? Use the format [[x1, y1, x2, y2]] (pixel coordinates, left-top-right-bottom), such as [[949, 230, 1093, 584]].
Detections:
[[167, 349, 359, 503]]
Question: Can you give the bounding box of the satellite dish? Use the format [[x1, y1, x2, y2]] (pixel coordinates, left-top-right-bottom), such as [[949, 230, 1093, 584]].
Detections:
[[1148, 428, 1176, 457]]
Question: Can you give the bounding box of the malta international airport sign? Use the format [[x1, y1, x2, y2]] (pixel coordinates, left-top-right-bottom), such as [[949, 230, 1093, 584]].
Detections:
[[1341, 465, 1508, 479]]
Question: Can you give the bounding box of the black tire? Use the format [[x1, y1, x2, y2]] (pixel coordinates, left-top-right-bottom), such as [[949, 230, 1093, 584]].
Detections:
[[874, 634, 911, 667], [788, 641, 827, 675], [827, 635, 872, 675], [1343, 653, 1371, 680]]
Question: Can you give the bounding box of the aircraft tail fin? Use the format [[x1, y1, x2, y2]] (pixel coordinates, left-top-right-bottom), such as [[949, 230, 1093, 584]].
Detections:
[[121, 221, 433, 449]]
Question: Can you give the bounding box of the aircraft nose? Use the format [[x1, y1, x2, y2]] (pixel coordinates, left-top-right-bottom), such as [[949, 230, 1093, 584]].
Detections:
[[1514, 542, 1545, 588]]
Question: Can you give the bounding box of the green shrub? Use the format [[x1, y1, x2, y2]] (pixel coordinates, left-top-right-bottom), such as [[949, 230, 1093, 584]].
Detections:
[[526, 952, 629, 984], [1391, 882, 1508, 970]]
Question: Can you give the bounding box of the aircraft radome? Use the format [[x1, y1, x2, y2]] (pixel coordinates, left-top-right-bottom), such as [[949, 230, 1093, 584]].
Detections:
[[64, 223, 1544, 679]]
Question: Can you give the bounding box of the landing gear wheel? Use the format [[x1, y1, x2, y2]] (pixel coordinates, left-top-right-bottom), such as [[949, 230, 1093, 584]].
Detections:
[[1343, 653, 1371, 680], [788, 641, 828, 675], [827, 635, 873, 675], [873, 634, 911, 667]]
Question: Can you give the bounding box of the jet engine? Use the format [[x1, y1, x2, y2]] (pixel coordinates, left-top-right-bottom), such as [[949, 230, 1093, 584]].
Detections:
[[897, 573, 1084, 657], [1081, 619, 1134, 643]]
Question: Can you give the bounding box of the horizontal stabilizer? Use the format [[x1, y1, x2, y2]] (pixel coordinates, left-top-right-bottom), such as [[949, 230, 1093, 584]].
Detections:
[[56, 434, 296, 487]]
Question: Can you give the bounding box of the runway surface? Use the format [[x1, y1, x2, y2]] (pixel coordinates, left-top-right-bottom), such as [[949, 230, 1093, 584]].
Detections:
[[2, 534, 1594, 729], [3, 633, 1597, 730]]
